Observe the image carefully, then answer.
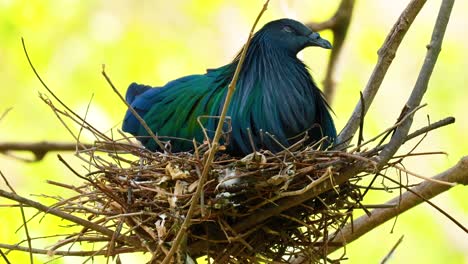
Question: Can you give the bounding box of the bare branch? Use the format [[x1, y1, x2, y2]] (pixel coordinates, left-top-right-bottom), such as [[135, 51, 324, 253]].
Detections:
[[378, 0, 455, 166], [337, 0, 427, 146], [308, 0, 356, 103], [0, 141, 142, 162], [0, 142, 88, 161], [381, 235, 405, 264], [101, 66, 169, 153], [0, 243, 142, 257], [0, 171, 33, 263], [0, 189, 141, 248], [0, 108, 12, 123], [21, 38, 112, 143]]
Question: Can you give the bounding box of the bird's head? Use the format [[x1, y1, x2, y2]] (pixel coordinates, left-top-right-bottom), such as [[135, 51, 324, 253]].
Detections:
[[256, 18, 332, 55]]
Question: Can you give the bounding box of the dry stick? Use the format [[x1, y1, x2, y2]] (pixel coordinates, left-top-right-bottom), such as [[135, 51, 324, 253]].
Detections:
[[307, 0, 355, 103], [0, 107, 13, 123], [21, 38, 111, 143], [0, 142, 93, 161], [381, 235, 404, 264], [391, 163, 456, 186], [326, 156, 468, 254], [0, 249, 10, 264], [160, 1, 271, 263], [101, 66, 168, 153], [337, 0, 427, 146], [0, 171, 33, 264], [0, 243, 142, 257], [0, 189, 141, 248], [365, 116, 455, 156], [378, 0, 455, 166]]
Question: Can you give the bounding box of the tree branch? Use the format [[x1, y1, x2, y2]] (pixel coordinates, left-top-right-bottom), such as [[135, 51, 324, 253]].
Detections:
[[0, 141, 137, 162], [0, 243, 142, 257], [307, 0, 356, 103], [327, 156, 468, 253], [378, 0, 455, 166], [102, 67, 169, 153], [0, 142, 90, 161], [337, 0, 427, 146], [0, 189, 142, 248]]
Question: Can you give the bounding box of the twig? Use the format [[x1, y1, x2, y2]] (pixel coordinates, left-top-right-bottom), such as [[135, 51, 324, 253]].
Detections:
[[356, 92, 365, 151], [0, 171, 33, 263], [405, 116, 455, 142], [101, 66, 169, 153], [364, 116, 455, 156], [0, 189, 141, 248], [307, 0, 355, 103], [378, 0, 455, 166], [0, 243, 142, 257], [0, 249, 10, 264], [0, 107, 13, 123], [391, 163, 456, 186], [0, 142, 91, 161], [161, 1, 271, 263], [21, 38, 112, 143], [381, 235, 404, 264], [337, 0, 428, 146]]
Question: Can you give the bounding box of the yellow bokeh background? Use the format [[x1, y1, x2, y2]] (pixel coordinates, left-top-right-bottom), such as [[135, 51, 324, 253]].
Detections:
[[0, 0, 466, 263]]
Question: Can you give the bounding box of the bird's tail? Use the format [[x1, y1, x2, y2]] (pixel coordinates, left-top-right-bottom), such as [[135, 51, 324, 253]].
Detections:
[[125, 82, 152, 104], [122, 82, 153, 135]]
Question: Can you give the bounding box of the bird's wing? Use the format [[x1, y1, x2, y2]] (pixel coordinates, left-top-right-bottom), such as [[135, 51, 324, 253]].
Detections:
[[123, 65, 233, 151]]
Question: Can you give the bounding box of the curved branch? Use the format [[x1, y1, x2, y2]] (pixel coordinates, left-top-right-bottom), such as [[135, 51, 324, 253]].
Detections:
[[0, 142, 90, 162], [307, 0, 356, 103], [0, 189, 141, 248], [0, 243, 143, 257], [337, 0, 428, 146], [378, 0, 455, 166]]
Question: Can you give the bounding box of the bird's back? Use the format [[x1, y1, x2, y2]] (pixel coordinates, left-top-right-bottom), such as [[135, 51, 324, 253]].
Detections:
[[122, 65, 234, 151]]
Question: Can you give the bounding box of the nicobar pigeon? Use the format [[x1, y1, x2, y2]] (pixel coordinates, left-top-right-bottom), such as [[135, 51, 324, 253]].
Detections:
[[122, 19, 336, 156]]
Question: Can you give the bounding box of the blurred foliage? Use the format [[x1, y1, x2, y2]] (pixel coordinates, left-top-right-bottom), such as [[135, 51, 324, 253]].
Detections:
[[0, 0, 466, 263]]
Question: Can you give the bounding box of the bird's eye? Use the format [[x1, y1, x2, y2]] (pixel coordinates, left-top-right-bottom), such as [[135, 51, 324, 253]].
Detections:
[[282, 26, 294, 33]]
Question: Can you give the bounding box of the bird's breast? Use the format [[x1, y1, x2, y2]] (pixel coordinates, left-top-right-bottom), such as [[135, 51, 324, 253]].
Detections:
[[227, 63, 319, 153]]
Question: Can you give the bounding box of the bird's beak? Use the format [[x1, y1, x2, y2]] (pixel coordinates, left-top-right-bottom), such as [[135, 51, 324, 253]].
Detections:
[[307, 32, 332, 49]]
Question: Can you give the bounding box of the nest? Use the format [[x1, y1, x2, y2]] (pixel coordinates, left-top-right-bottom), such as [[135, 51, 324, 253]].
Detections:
[[54, 139, 373, 263]]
